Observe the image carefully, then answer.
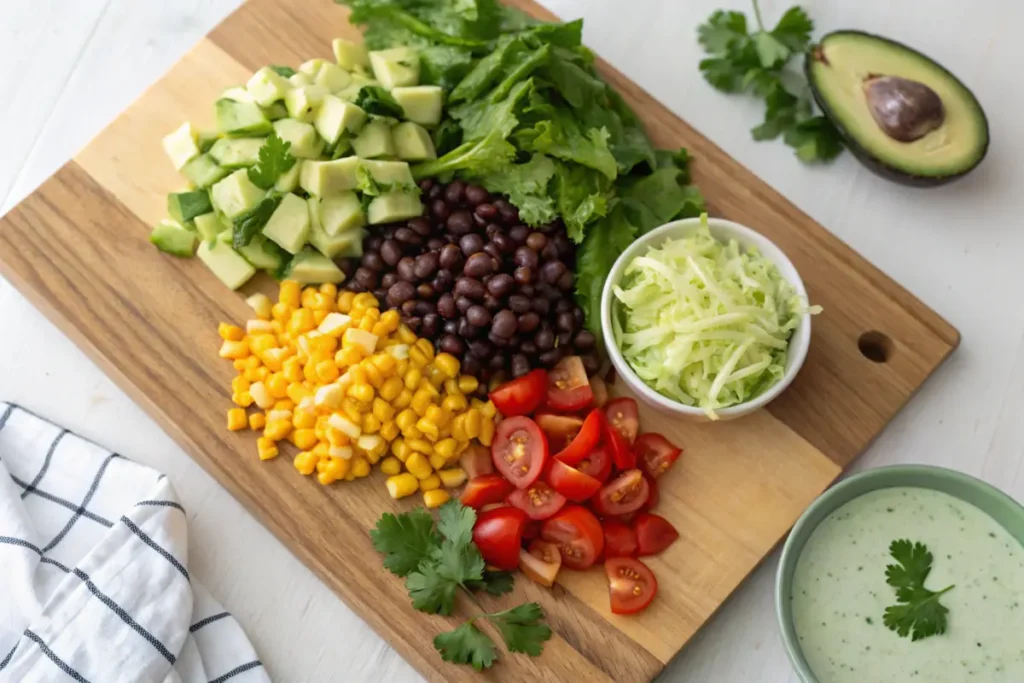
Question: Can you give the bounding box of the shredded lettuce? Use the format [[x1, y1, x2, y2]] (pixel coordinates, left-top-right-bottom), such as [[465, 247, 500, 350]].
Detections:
[[612, 214, 818, 419]]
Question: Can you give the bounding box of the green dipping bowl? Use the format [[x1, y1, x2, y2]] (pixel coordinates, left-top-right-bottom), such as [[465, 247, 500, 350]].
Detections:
[[775, 465, 1024, 682]]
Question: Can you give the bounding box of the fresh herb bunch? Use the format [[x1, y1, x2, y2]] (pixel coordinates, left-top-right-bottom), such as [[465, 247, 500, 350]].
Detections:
[[883, 539, 955, 641], [371, 500, 552, 670], [698, 2, 843, 163]]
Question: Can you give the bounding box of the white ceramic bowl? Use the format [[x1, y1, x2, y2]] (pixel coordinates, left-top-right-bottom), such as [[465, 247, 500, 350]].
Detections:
[[600, 216, 812, 422]]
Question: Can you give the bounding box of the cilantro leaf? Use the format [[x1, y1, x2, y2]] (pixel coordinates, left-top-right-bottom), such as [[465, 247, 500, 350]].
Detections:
[[754, 32, 790, 69], [434, 622, 498, 671], [882, 539, 955, 641], [247, 134, 297, 189], [697, 10, 748, 54], [354, 85, 406, 118], [465, 570, 515, 597], [269, 65, 296, 78], [436, 498, 477, 548], [785, 116, 844, 163], [232, 195, 281, 249], [370, 509, 440, 577], [490, 603, 553, 656], [771, 6, 814, 53], [406, 563, 460, 615]]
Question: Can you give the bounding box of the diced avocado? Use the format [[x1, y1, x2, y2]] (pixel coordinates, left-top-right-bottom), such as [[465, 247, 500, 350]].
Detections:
[[307, 197, 362, 258], [289, 72, 312, 87], [359, 159, 415, 188], [197, 130, 220, 153], [284, 84, 329, 123], [391, 86, 443, 127], [263, 102, 289, 121], [369, 47, 420, 89], [315, 63, 352, 93], [210, 169, 266, 220], [193, 212, 223, 242], [337, 73, 380, 102], [262, 192, 311, 254], [272, 118, 323, 159], [246, 67, 293, 107], [221, 86, 257, 104], [163, 122, 200, 170], [299, 157, 360, 197], [314, 95, 366, 144], [216, 227, 234, 244], [299, 59, 327, 79], [274, 161, 302, 193], [284, 246, 345, 284], [215, 98, 273, 137], [150, 219, 197, 257], [337, 230, 365, 258], [197, 240, 256, 290], [367, 191, 424, 225], [333, 38, 370, 71], [352, 119, 396, 158], [392, 122, 437, 161], [320, 191, 365, 236], [238, 234, 287, 270], [181, 154, 229, 189], [209, 137, 265, 168], [168, 190, 213, 223]]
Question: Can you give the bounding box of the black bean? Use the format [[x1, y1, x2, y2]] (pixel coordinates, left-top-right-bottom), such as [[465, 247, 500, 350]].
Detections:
[[541, 242, 559, 262], [475, 203, 498, 220], [404, 316, 422, 332], [456, 296, 474, 314], [483, 295, 502, 312], [535, 329, 555, 350], [408, 217, 432, 237], [511, 354, 531, 378], [474, 382, 490, 399], [437, 293, 457, 319], [489, 354, 508, 370], [509, 294, 531, 314], [513, 266, 534, 285], [518, 312, 541, 333], [454, 277, 485, 300], [447, 210, 474, 235], [421, 314, 440, 338], [418, 178, 435, 193], [440, 244, 463, 269], [520, 284, 536, 297], [416, 283, 435, 300], [347, 281, 366, 292], [495, 199, 519, 224], [431, 199, 451, 221], [557, 270, 574, 291], [532, 298, 550, 315], [443, 320, 458, 335], [461, 355, 483, 376], [554, 232, 572, 258], [488, 333, 508, 348], [540, 260, 566, 284], [339, 258, 359, 279], [539, 348, 564, 367], [458, 319, 481, 339], [401, 299, 418, 316], [581, 354, 600, 375], [469, 341, 492, 358], [427, 184, 444, 200], [395, 227, 422, 245], [556, 298, 575, 313], [557, 332, 573, 347], [366, 235, 384, 252], [414, 300, 435, 317], [539, 283, 561, 301], [459, 233, 485, 257], [445, 180, 466, 205], [397, 257, 416, 281], [507, 335, 522, 349], [374, 288, 388, 302], [556, 311, 575, 333], [574, 330, 596, 352], [491, 310, 517, 338], [413, 251, 439, 280], [509, 225, 530, 244], [466, 305, 492, 327], [486, 273, 514, 298], [514, 246, 539, 270], [381, 272, 399, 290], [526, 232, 547, 251], [380, 227, 397, 240], [432, 270, 454, 293], [426, 237, 445, 251], [520, 340, 537, 355], [388, 281, 416, 307], [439, 334, 466, 356], [492, 233, 515, 254], [485, 223, 503, 239], [354, 267, 378, 289], [464, 253, 494, 278], [380, 239, 403, 266], [465, 185, 490, 206]]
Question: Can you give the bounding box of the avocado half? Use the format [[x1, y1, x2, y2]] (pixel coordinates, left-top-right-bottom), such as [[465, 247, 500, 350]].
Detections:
[[807, 31, 989, 187]]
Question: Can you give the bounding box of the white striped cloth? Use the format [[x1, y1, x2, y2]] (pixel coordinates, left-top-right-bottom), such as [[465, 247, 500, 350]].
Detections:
[[0, 403, 271, 683]]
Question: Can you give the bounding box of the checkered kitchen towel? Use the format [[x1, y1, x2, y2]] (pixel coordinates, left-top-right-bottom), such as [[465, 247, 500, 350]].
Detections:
[[0, 403, 271, 683]]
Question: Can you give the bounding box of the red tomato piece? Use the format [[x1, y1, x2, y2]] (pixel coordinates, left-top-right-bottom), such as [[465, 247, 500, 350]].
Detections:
[[522, 519, 541, 541], [633, 513, 679, 556], [519, 540, 562, 587], [603, 398, 640, 444], [540, 505, 604, 570], [460, 474, 515, 509], [576, 444, 613, 483], [605, 557, 658, 614], [507, 481, 567, 521], [603, 419, 635, 471], [635, 433, 682, 479], [535, 413, 584, 454], [459, 443, 494, 480], [602, 520, 638, 558], [546, 356, 593, 412], [492, 416, 548, 490], [546, 459, 602, 503], [489, 369, 548, 417], [641, 475, 659, 511], [589, 376, 609, 408], [473, 507, 528, 571], [593, 469, 650, 517], [554, 410, 603, 466]]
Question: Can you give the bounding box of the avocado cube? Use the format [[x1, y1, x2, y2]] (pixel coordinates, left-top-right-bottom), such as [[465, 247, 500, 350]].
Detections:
[[315, 63, 352, 93], [392, 122, 437, 161], [168, 190, 213, 223], [391, 86, 443, 127], [196, 130, 220, 153], [181, 154, 229, 189], [285, 247, 345, 284], [238, 234, 286, 270], [246, 67, 293, 107], [308, 197, 361, 258], [197, 241, 256, 290], [352, 120, 396, 159], [262, 192, 311, 254], [320, 191, 365, 236], [211, 169, 266, 220], [220, 86, 257, 104], [284, 84, 329, 123], [299, 59, 327, 79], [150, 219, 198, 257], [289, 72, 313, 87], [315, 95, 366, 144], [263, 102, 289, 121], [333, 38, 370, 71], [274, 161, 303, 193], [209, 138, 265, 169], [300, 157, 360, 197], [272, 119, 323, 159], [367, 191, 424, 225], [163, 122, 201, 170], [215, 98, 272, 137], [369, 47, 420, 89], [193, 212, 223, 242], [327, 136, 353, 160], [359, 159, 415, 188]]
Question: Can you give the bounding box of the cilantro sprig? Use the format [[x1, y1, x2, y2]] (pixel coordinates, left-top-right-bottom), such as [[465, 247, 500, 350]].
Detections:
[[371, 501, 552, 671], [882, 539, 955, 641], [247, 133, 297, 189], [697, 2, 843, 163]]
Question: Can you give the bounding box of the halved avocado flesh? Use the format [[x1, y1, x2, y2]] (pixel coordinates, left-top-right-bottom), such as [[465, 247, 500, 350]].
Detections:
[[807, 31, 988, 186]]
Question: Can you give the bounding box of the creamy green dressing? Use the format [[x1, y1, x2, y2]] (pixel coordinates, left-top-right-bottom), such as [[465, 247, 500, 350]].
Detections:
[[791, 487, 1024, 682]]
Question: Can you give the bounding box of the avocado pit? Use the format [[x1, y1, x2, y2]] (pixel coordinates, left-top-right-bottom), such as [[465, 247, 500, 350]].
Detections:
[[863, 75, 945, 143]]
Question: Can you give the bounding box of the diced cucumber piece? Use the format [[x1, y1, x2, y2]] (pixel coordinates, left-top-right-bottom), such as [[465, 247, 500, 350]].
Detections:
[[320, 191, 365, 236], [391, 86, 443, 127], [300, 157, 360, 197], [150, 219, 197, 257], [369, 47, 420, 89], [315, 63, 352, 93], [193, 212, 223, 242], [368, 191, 423, 225], [352, 119, 396, 159], [197, 241, 256, 290], [333, 38, 370, 71], [246, 67, 293, 107], [168, 190, 213, 223], [274, 161, 302, 193], [299, 59, 327, 79], [393, 122, 437, 161], [221, 86, 257, 104], [211, 169, 266, 220], [181, 154, 229, 189], [284, 246, 345, 284], [289, 72, 312, 87], [263, 102, 289, 121], [210, 138, 265, 169], [308, 197, 362, 258], [284, 84, 329, 123], [197, 130, 220, 153], [315, 95, 366, 144], [215, 99, 272, 137], [238, 234, 287, 270], [163, 122, 200, 170], [359, 159, 415, 188], [272, 119, 323, 159], [262, 192, 310, 254]]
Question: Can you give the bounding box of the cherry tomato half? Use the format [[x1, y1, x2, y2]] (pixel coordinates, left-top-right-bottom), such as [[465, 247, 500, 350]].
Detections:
[[535, 413, 583, 454], [593, 469, 650, 517], [507, 481, 567, 520], [522, 519, 541, 541], [605, 557, 658, 614], [641, 475, 659, 511], [576, 444, 613, 483], [546, 356, 593, 412], [519, 540, 562, 587], [473, 506, 528, 571], [460, 474, 514, 509], [603, 419, 635, 471], [546, 459, 602, 503], [633, 513, 679, 556], [492, 416, 548, 490], [635, 433, 682, 480], [489, 368, 548, 417], [554, 410, 603, 466], [540, 505, 604, 570], [602, 520, 638, 558], [603, 398, 639, 444]]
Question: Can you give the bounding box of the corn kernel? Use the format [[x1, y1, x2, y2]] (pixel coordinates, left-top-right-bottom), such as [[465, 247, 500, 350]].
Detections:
[[330, 445, 353, 460], [391, 438, 408, 462], [328, 413, 361, 439], [450, 414, 468, 442], [218, 340, 250, 360], [247, 293, 273, 319], [480, 401, 497, 419], [408, 346, 428, 368], [380, 420, 399, 441], [232, 391, 254, 408], [266, 373, 289, 399], [423, 489, 451, 509], [457, 375, 479, 394], [419, 474, 442, 492], [479, 417, 495, 447], [397, 325, 417, 345], [264, 419, 292, 442], [380, 376, 404, 401], [336, 290, 355, 313], [464, 409, 482, 440], [403, 368, 422, 392], [248, 413, 266, 430], [394, 388, 413, 410], [395, 408, 418, 433], [218, 323, 244, 342], [424, 404, 448, 427], [411, 389, 433, 416], [293, 452, 315, 475], [433, 352, 460, 378], [386, 473, 419, 499], [257, 437, 279, 461], [283, 358, 303, 383], [347, 383, 374, 404], [250, 382, 274, 409], [371, 398, 394, 423], [316, 471, 336, 486], [442, 394, 468, 414], [363, 362, 383, 388], [291, 428, 316, 450], [405, 452, 433, 479], [232, 376, 251, 394], [314, 360, 340, 383], [429, 452, 447, 471], [380, 456, 402, 476], [362, 413, 381, 434], [434, 437, 458, 460], [227, 408, 247, 431], [232, 359, 247, 371], [350, 456, 370, 478], [438, 468, 468, 489], [407, 438, 433, 455], [403, 423, 423, 440]]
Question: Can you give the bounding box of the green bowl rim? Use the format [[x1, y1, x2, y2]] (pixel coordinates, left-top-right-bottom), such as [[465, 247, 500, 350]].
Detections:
[[774, 464, 1024, 683]]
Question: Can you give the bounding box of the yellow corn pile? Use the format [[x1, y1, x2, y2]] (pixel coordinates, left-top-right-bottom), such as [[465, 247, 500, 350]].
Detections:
[[218, 282, 497, 508]]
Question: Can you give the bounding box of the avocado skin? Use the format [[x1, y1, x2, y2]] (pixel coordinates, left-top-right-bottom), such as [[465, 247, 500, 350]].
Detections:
[[806, 30, 990, 188]]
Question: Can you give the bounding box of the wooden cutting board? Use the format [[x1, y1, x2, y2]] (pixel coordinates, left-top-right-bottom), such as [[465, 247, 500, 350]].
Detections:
[[0, 0, 959, 680]]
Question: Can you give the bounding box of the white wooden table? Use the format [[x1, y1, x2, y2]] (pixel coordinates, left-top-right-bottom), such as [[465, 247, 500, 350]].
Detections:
[[2, 1, 1021, 680]]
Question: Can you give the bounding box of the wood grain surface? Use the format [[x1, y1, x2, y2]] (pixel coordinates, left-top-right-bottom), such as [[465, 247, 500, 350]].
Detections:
[[0, 0, 958, 680]]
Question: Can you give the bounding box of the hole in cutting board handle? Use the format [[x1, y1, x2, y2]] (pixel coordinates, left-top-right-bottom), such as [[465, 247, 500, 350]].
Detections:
[[858, 331, 894, 363]]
